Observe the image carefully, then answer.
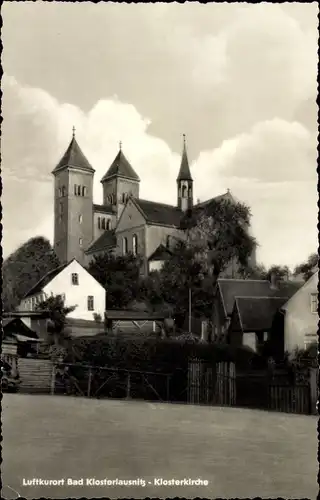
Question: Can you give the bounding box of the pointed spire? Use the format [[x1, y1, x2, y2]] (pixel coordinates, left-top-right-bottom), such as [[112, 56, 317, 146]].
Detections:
[[177, 133, 193, 182], [52, 132, 95, 174]]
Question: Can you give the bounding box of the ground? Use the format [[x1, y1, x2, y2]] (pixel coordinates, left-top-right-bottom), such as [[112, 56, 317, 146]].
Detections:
[[2, 394, 318, 499]]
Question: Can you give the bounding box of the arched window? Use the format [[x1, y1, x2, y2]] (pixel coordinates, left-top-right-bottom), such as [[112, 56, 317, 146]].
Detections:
[[58, 187, 62, 197], [82, 186, 87, 196], [98, 217, 101, 229], [59, 202, 63, 214], [79, 214, 83, 224], [74, 184, 78, 195], [182, 185, 187, 197], [101, 218, 106, 230], [77, 185, 82, 196], [62, 186, 66, 196], [106, 219, 111, 230], [188, 187, 192, 197], [122, 237, 128, 255], [132, 234, 138, 256]]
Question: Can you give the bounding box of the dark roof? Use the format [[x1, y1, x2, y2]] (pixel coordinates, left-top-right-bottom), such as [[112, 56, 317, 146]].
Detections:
[[105, 310, 165, 320], [177, 138, 192, 181], [218, 278, 303, 318], [3, 311, 51, 318], [86, 230, 117, 254], [134, 198, 183, 227], [3, 318, 39, 339], [100, 149, 140, 183], [24, 262, 70, 298], [148, 244, 172, 262], [233, 297, 287, 332], [193, 191, 234, 211], [52, 136, 95, 174], [93, 204, 114, 215]]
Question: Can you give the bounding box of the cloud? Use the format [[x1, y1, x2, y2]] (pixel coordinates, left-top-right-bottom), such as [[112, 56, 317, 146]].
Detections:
[[2, 3, 317, 269]]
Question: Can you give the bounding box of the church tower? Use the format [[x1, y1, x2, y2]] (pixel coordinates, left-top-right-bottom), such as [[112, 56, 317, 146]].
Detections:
[[177, 134, 193, 211], [100, 142, 140, 220], [52, 128, 95, 265]]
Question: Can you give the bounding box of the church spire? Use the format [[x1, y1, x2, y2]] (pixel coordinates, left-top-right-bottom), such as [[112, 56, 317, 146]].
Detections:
[[177, 134, 193, 182], [177, 134, 193, 212]]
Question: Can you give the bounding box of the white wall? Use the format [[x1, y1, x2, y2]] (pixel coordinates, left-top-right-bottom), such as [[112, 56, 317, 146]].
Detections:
[[20, 260, 106, 321], [283, 272, 318, 352]]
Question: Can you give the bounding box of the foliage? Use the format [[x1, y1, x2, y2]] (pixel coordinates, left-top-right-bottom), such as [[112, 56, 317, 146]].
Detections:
[[286, 342, 318, 370], [87, 252, 142, 309], [93, 313, 103, 323], [293, 253, 318, 282], [240, 263, 291, 282], [2, 237, 60, 312], [140, 199, 256, 324], [36, 294, 77, 346]]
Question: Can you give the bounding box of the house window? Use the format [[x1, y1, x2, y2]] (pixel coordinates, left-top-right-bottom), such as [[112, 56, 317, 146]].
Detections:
[[71, 273, 79, 285], [79, 238, 83, 246], [79, 214, 83, 223], [311, 293, 318, 314], [106, 219, 111, 230], [132, 234, 138, 256], [123, 237, 128, 255], [87, 295, 94, 311], [58, 187, 62, 197], [98, 217, 101, 229], [101, 218, 106, 230]]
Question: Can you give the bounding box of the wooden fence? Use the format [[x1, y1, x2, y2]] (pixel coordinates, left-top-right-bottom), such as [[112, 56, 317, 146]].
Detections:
[[187, 359, 236, 406]]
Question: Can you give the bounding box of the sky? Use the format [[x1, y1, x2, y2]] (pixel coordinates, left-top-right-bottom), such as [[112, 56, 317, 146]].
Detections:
[[2, 2, 318, 270]]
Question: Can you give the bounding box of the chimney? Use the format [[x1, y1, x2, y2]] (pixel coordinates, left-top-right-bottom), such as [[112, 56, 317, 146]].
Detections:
[[270, 271, 280, 290]]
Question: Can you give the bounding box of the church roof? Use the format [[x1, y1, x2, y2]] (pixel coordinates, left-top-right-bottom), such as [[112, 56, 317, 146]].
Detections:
[[52, 134, 95, 174], [93, 204, 115, 215], [86, 230, 117, 254], [134, 199, 183, 227], [101, 148, 140, 183], [177, 135, 193, 182]]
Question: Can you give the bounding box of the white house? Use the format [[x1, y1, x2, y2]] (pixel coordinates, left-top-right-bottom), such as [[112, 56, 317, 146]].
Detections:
[[281, 270, 318, 353], [18, 259, 106, 321]]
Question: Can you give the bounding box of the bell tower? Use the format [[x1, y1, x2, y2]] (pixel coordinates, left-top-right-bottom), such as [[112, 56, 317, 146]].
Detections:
[[52, 128, 95, 265], [177, 134, 193, 212]]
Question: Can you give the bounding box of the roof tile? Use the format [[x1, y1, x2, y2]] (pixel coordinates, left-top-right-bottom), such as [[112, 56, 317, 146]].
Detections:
[[101, 150, 140, 182], [52, 137, 95, 174]]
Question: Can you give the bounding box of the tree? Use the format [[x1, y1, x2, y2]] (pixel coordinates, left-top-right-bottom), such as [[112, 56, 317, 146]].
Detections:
[[293, 253, 318, 281], [36, 294, 77, 346], [184, 198, 256, 278], [3, 237, 60, 312], [87, 252, 142, 309]]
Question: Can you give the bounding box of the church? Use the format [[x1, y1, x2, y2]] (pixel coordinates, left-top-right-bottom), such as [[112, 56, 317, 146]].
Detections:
[[53, 130, 254, 275]]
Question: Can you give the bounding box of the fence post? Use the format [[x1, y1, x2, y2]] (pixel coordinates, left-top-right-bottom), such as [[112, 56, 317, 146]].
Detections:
[[50, 364, 56, 395], [166, 374, 170, 402], [126, 373, 131, 399], [87, 368, 92, 398]]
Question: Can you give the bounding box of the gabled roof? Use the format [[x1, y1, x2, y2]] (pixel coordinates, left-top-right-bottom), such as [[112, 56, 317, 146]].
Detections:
[[148, 244, 172, 262], [52, 136, 95, 174], [23, 262, 70, 298], [86, 230, 117, 254], [100, 149, 140, 183], [133, 198, 183, 227], [218, 278, 303, 318], [93, 204, 115, 215], [3, 317, 39, 339], [281, 270, 318, 310], [232, 296, 287, 333], [177, 135, 192, 182], [194, 191, 234, 211]]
